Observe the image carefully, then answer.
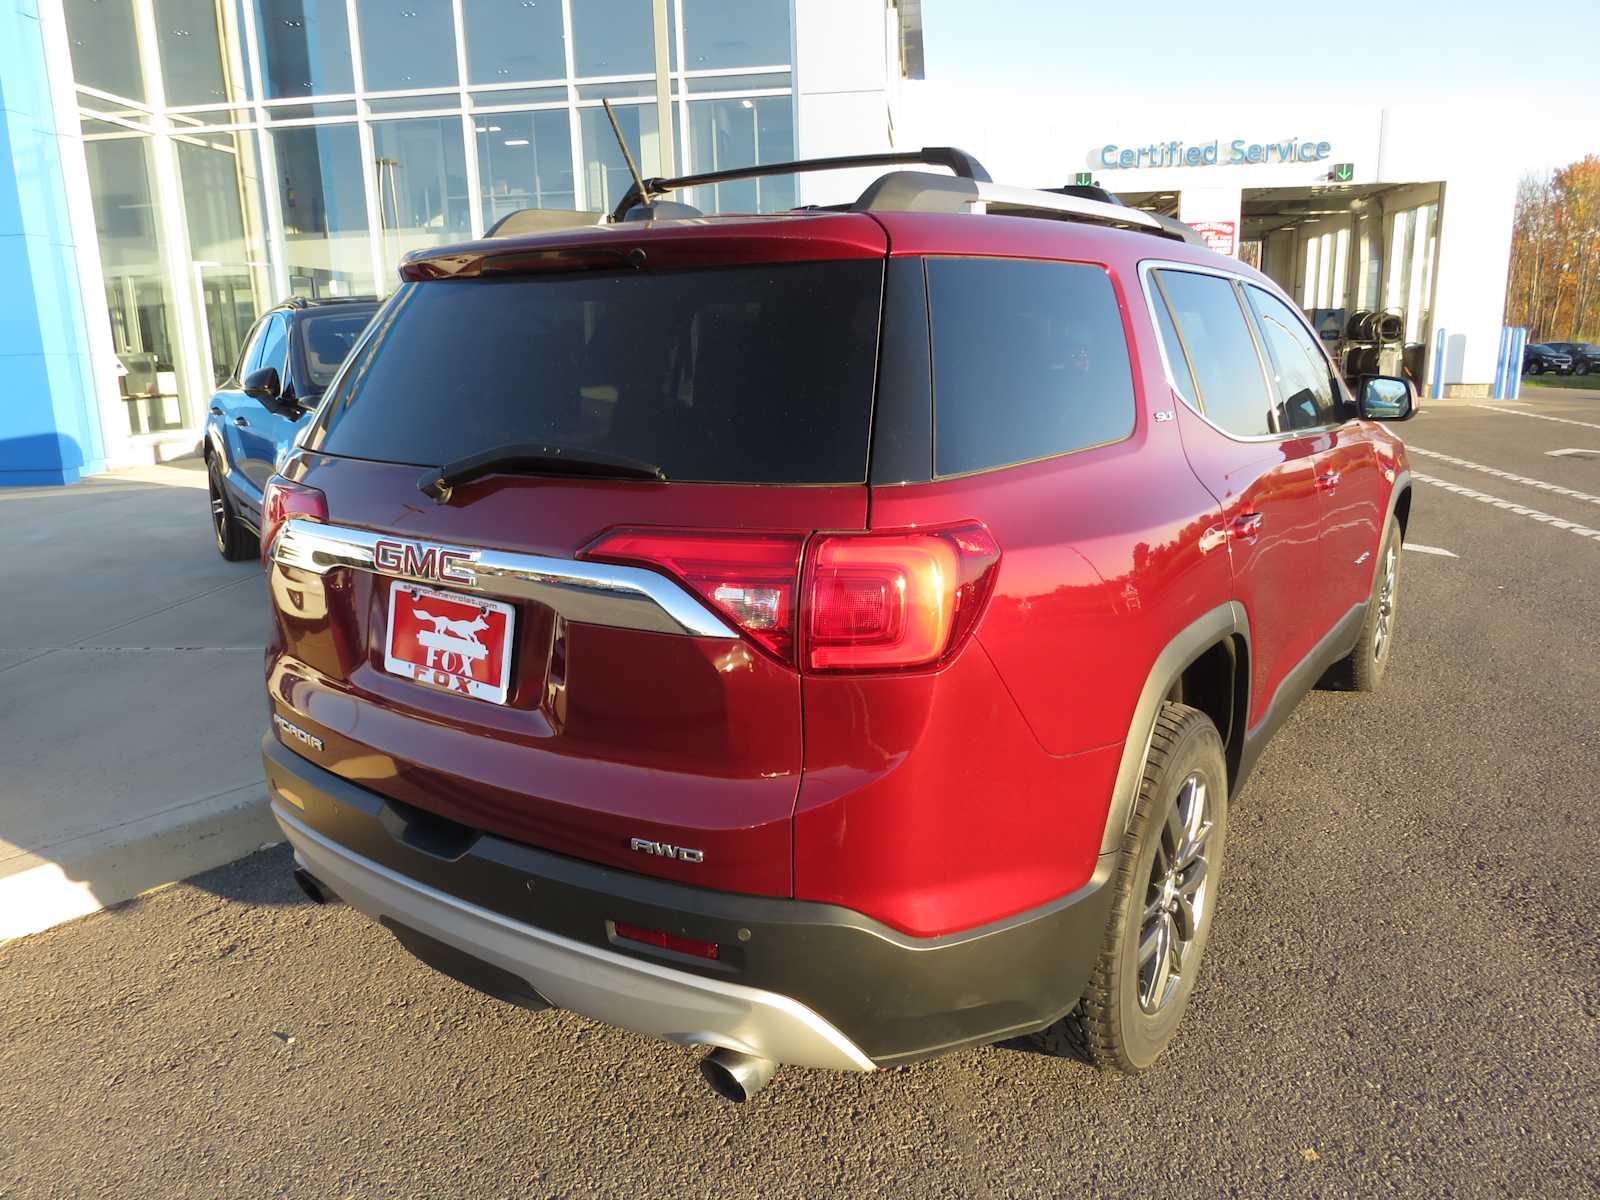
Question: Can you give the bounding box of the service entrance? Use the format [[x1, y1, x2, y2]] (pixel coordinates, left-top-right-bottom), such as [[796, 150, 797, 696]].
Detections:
[[1122, 182, 1444, 389]]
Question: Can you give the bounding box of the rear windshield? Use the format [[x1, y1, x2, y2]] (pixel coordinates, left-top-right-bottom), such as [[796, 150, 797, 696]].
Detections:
[[306, 262, 884, 484]]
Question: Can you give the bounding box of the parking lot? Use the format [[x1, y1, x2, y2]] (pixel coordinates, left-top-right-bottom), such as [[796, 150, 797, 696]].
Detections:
[[2, 387, 1598, 1198]]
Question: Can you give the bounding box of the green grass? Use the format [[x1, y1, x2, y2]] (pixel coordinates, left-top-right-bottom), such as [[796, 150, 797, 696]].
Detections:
[[1522, 374, 1600, 392]]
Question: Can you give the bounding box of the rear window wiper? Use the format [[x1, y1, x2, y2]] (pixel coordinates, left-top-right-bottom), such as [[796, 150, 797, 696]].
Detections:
[[418, 443, 666, 502]]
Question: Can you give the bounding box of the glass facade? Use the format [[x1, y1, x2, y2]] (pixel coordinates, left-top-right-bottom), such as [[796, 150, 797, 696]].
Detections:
[[83, 130, 187, 433], [64, 0, 797, 437], [1387, 204, 1440, 344], [273, 124, 374, 296]]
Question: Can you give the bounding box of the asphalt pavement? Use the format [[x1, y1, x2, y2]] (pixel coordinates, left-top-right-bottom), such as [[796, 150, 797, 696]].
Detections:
[[2, 388, 1597, 1198]]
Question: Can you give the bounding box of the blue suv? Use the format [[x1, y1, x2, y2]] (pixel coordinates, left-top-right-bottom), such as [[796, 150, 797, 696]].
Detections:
[[205, 296, 378, 559]]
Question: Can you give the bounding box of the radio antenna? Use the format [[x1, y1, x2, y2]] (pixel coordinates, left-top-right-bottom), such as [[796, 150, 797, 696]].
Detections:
[[602, 99, 652, 214]]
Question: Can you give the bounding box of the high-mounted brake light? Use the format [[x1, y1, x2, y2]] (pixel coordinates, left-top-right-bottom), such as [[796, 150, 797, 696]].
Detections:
[[400, 246, 635, 281], [804, 523, 1000, 672], [582, 522, 1000, 674], [260, 476, 328, 563]]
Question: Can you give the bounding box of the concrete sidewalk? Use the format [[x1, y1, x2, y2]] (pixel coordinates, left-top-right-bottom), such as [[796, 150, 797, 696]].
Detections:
[[0, 460, 278, 939]]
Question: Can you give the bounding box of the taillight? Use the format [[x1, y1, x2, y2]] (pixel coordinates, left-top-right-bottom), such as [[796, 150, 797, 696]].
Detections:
[[804, 523, 999, 672], [582, 522, 999, 673], [260, 476, 328, 563], [581, 528, 805, 662]]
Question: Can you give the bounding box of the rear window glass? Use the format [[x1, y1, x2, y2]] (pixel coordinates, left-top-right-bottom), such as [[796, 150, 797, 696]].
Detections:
[[926, 258, 1135, 477], [1153, 270, 1274, 439], [306, 262, 884, 484], [1152, 287, 1198, 408]]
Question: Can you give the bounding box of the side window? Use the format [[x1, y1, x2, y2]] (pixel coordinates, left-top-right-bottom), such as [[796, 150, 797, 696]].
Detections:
[[1245, 286, 1340, 431], [233, 317, 269, 381], [254, 315, 289, 381], [1151, 287, 1198, 409], [1153, 270, 1274, 439], [927, 258, 1136, 477]]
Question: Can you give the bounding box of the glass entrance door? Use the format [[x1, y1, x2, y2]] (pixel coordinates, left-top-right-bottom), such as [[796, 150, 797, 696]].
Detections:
[[84, 130, 197, 435]]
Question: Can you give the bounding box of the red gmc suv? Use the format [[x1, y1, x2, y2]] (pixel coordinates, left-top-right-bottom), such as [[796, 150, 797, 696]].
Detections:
[[259, 149, 1414, 1102]]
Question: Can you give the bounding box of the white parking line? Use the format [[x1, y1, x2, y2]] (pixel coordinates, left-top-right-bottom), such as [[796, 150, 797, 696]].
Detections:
[[1475, 404, 1600, 432], [1404, 543, 1458, 558], [1414, 473, 1600, 542], [1546, 448, 1599, 459], [1406, 446, 1600, 507]]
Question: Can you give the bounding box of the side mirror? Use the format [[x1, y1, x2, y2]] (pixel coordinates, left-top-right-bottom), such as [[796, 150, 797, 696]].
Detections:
[[242, 366, 282, 402], [1357, 375, 1415, 421]]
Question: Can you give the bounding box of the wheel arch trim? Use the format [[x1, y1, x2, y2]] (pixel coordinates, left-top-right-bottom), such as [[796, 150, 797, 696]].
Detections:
[[1098, 602, 1249, 857], [1386, 468, 1413, 538], [205, 422, 229, 468]]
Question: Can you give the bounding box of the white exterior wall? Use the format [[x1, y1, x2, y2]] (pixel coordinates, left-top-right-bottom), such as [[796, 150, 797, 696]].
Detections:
[[791, 0, 895, 206], [1379, 105, 1519, 391], [882, 86, 1517, 390]]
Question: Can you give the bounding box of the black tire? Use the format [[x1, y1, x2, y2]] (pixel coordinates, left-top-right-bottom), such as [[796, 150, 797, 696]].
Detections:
[[208, 457, 255, 561], [1325, 514, 1401, 692], [1031, 703, 1228, 1072], [1528, 361, 1542, 375], [1580, 363, 1592, 377]]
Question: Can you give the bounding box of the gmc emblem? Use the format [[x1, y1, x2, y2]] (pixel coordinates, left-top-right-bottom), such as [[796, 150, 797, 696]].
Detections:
[[373, 538, 476, 586], [630, 837, 705, 864]]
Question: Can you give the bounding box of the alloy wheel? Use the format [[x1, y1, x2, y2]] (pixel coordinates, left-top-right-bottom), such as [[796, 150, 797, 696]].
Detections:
[[1138, 771, 1213, 1014], [1373, 542, 1398, 660], [208, 466, 228, 550]]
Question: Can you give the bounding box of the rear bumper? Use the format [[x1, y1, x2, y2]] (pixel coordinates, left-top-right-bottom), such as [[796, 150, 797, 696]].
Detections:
[[263, 735, 1113, 1069], [280, 804, 873, 1071]]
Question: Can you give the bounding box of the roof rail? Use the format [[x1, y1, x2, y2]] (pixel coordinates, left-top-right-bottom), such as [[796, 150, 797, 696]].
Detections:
[[279, 294, 382, 308], [528, 145, 1207, 249], [607, 146, 991, 222], [850, 171, 1208, 247]]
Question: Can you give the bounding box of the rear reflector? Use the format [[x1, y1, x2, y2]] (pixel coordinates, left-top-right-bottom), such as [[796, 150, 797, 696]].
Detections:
[[583, 522, 1000, 674], [260, 476, 328, 563], [612, 921, 720, 960]]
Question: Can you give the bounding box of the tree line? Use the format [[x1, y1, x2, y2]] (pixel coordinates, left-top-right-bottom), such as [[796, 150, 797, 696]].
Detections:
[[1505, 156, 1600, 341]]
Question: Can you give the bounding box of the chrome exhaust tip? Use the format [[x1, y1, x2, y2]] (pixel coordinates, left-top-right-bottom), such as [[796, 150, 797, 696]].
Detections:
[[699, 1048, 777, 1103]]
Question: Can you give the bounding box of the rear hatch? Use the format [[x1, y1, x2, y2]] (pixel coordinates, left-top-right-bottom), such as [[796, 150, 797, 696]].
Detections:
[[265, 215, 887, 896]]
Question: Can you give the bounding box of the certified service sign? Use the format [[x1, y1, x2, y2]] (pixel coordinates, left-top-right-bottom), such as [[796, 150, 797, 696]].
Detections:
[[1188, 221, 1237, 257]]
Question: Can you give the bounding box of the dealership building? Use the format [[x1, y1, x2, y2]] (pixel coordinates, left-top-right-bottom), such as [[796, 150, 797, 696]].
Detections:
[[1, 0, 1520, 484]]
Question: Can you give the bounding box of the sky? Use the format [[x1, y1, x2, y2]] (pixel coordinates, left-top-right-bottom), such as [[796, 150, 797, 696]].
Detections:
[[920, 0, 1600, 175]]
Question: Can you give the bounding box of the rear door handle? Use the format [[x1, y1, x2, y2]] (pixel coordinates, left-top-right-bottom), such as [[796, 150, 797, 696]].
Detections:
[[1316, 470, 1340, 493], [234, 416, 249, 428], [1230, 512, 1263, 540]]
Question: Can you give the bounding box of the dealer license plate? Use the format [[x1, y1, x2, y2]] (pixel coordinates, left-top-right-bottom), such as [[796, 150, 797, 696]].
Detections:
[[383, 583, 515, 705]]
